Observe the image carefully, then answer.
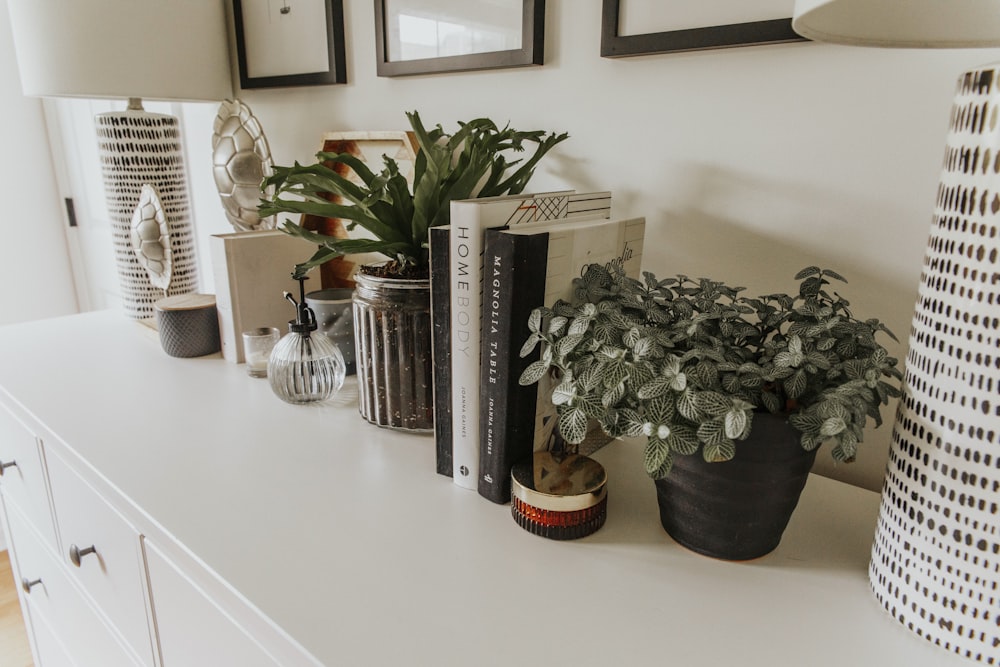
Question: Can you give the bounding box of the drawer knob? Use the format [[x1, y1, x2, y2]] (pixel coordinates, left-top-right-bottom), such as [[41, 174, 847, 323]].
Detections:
[[0, 459, 16, 476], [69, 544, 97, 567], [21, 577, 41, 594]]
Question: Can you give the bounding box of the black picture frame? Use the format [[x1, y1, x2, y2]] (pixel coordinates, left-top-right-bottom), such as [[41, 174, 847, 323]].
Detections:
[[375, 0, 544, 77], [233, 0, 347, 89], [600, 0, 805, 58]]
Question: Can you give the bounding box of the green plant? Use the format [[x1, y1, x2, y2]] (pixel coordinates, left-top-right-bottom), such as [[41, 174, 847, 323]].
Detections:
[[258, 110, 568, 279], [519, 264, 903, 479]]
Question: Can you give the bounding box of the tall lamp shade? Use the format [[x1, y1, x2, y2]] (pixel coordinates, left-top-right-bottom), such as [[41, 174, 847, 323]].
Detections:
[[792, 1, 1000, 662], [6, 0, 233, 319]]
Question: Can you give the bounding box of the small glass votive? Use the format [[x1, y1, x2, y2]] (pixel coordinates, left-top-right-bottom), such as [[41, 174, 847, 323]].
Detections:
[[242, 327, 280, 378]]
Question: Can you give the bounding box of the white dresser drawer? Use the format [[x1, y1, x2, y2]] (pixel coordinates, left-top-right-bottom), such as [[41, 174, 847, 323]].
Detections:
[[5, 500, 143, 667], [25, 604, 77, 667], [45, 447, 155, 667], [0, 402, 57, 550]]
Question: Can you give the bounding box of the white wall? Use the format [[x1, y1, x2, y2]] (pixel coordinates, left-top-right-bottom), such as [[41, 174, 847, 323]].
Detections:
[[232, 1, 1000, 491], [0, 0, 77, 326]]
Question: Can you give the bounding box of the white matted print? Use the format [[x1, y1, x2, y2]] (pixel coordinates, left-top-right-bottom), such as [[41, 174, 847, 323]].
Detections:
[[234, 0, 347, 88], [241, 0, 329, 78], [619, 0, 791, 35], [383, 0, 523, 61]]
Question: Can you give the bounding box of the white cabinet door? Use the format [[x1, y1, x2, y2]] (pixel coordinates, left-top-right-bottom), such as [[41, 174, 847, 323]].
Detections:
[[5, 500, 141, 667], [45, 448, 155, 666], [145, 539, 285, 667]]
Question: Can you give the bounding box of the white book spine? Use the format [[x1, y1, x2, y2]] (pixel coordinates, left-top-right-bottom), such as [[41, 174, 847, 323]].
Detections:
[[449, 217, 481, 489], [446, 191, 608, 489]]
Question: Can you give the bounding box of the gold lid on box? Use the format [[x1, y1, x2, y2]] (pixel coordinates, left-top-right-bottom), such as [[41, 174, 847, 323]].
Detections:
[[510, 451, 608, 540]]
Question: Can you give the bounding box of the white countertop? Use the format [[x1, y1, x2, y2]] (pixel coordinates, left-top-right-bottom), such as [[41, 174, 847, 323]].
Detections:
[[0, 310, 961, 666]]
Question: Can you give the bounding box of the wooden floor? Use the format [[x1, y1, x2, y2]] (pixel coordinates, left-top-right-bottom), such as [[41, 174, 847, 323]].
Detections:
[[0, 550, 34, 667]]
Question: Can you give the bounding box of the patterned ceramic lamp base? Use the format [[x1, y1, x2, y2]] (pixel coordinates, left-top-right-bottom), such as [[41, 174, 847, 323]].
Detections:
[[869, 66, 1000, 664], [96, 107, 198, 319]]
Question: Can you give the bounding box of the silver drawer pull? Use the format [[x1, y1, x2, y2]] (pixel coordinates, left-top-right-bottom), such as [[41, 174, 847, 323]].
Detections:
[[69, 544, 97, 567], [21, 577, 41, 593], [0, 460, 16, 476]]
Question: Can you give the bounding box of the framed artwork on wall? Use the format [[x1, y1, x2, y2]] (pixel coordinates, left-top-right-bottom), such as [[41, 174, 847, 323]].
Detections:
[[233, 0, 347, 88], [375, 0, 545, 77], [601, 0, 806, 57]]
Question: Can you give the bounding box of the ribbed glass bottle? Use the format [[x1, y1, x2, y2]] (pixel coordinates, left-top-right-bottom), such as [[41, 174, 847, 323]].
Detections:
[[267, 330, 345, 404]]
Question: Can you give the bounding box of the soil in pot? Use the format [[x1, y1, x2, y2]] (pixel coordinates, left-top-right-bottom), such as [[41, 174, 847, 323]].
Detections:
[[654, 412, 818, 560]]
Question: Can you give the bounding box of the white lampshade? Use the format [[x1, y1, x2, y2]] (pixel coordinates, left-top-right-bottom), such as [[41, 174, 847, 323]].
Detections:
[[6, 0, 232, 101], [792, 0, 1000, 48]]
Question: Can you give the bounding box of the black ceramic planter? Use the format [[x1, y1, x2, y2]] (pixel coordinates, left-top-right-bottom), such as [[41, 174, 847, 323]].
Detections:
[[654, 413, 817, 560], [352, 273, 434, 431]]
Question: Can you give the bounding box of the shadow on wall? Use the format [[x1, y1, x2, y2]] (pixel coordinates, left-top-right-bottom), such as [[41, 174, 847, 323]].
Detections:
[[623, 162, 926, 492]]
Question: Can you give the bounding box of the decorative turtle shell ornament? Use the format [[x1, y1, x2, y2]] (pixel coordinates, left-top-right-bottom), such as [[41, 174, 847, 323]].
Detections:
[[212, 99, 275, 232], [130, 183, 172, 291]]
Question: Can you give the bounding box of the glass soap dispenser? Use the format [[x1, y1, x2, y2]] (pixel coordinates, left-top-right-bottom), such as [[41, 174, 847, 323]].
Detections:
[[268, 277, 346, 404]]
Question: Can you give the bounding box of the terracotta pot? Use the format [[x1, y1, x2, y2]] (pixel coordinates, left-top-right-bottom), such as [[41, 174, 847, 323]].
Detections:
[[654, 412, 817, 560], [352, 273, 433, 431]]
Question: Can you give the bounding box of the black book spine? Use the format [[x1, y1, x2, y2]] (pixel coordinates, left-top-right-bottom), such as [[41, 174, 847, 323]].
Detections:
[[478, 229, 548, 503], [429, 226, 452, 477]]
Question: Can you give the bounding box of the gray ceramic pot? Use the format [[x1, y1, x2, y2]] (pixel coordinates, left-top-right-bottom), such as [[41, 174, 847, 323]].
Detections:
[[654, 412, 817, 560]]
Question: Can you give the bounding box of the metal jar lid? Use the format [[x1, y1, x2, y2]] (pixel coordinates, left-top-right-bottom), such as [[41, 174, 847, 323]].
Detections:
[[510, 451, 608, 540]]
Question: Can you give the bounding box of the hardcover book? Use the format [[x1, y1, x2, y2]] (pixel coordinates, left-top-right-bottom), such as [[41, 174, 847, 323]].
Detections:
[[210, 230, 306, 363], [429, 225, 452, 476], [443, 191, 611, 488], [477, 215, 646, 503]]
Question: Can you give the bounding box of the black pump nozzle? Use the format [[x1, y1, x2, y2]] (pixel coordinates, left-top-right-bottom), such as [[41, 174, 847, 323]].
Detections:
[[283, 276, 317, 335]]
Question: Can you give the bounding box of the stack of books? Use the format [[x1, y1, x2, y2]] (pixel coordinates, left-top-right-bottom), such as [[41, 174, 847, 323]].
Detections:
[[429, 190, 646, 503]]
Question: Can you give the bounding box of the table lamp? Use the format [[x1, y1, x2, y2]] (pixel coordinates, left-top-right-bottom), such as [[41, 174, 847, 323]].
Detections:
[[792, 2, 1000, 662], [6, 0, 233, 319]]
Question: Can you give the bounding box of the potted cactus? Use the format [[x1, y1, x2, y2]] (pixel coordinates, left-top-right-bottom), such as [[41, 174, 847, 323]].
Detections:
[[260, 110, 567, 430], [519, 264, 902, 559]]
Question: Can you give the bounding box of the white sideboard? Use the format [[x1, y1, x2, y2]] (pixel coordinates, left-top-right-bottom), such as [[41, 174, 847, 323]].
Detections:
[[0, 311, 970, 666]]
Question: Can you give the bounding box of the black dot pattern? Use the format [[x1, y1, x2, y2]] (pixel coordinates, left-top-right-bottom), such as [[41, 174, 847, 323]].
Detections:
[[869, 67, 1000, 664], [95, 111, 198, 319]]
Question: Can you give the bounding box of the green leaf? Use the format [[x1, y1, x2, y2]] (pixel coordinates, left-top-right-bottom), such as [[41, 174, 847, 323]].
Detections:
[[550, 381, 576, 406], [637, 376, 671, 400], [519, 333, 542, 359], [633, 337, 656, 358], [822, 268, 848, 283], [527, 308, 544, 334], [788, 413, 824, 433], [697, 418, 727, 446], [519, 360, 549, 386], [795, 266, 821, 280], [694, 392, 731, 416], [702, 439, 736, 463], [604, 359, 631, 388], [724, 408, 749, 440], [602, 381, 626, 407], [677, 390, 701, 421], [620, 408, 646, 437], [784, 369, 807, 399], [820, 417, 847, 437], [558, 407, 589, 444], [554, 334, 584, 358], [646, 395, 676, 424], [666, 427, 699, 455], [831, 431, 859, 462], [644, 438, 672, 477]]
